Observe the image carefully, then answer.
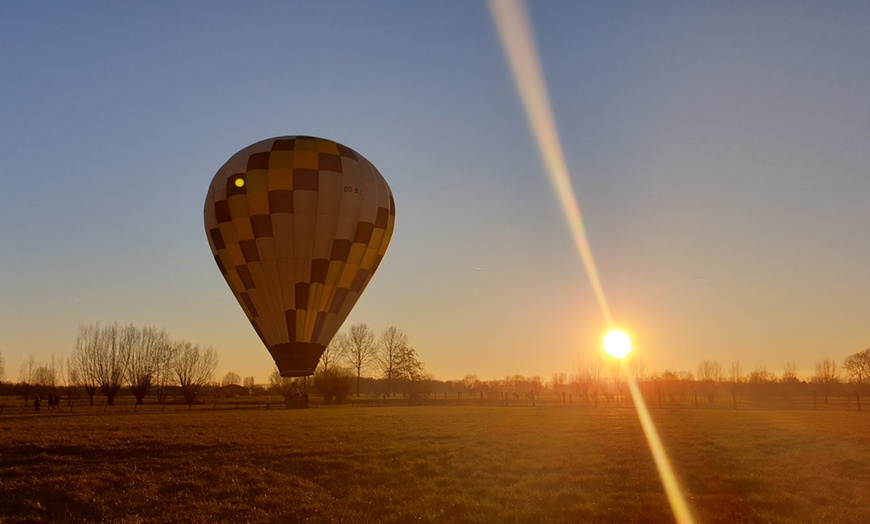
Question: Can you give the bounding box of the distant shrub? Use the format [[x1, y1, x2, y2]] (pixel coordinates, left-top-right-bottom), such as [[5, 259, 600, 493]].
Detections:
[[313, 366, 353, 405]]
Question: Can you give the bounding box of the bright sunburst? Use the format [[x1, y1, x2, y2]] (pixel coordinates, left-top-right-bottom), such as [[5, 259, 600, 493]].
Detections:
[[603, 329, 632, 359]]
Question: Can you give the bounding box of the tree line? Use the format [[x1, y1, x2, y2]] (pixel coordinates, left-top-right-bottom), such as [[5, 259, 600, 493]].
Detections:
[[2, 324, 867, 409], [10, 322, 218, 406]]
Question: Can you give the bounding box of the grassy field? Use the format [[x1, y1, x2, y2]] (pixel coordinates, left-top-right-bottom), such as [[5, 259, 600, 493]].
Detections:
[[2, 404, 869, 523]]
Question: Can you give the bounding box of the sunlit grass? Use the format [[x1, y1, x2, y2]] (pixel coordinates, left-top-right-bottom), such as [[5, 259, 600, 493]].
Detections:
[[2, 406, 870, 522]]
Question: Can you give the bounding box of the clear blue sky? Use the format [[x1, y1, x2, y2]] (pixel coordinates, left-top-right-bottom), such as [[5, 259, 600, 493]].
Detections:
[[2, 1, 868, 383]]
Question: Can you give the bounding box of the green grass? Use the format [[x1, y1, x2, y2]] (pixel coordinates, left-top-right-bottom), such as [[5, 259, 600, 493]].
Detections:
[[1, 405, 869, 523]]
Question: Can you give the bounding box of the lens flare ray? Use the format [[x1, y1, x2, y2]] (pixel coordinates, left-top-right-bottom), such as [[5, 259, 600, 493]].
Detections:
[[488, 2, 695, 522], [488, 0, 612, 327], [628, 375, 696, 524]]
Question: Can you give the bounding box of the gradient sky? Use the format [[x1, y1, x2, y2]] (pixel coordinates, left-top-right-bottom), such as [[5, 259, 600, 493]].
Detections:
[[2, 1, 868, 383]]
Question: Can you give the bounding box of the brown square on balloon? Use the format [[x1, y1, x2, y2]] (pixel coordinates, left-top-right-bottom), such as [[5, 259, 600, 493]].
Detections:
[[269, 190, 293, 213], [375, 207, 389, 229], [227, 176, 246, 197], [329, 289, 348, 314], [351, 269, 369, 293], [241, 293, 259, 318], [236, 265, 256, 289], [337, 144, 358, 160], [239, 240, 260, 263], [312, 313, 327, 339], [353, 222, 374, 243], [293, 169, 319, 191], [209, 228, 226, 250], [250, 215, 274, 238], [272, 139, 295, 151], [310, 258, 329, 284], [330, 239, 352, 261], [215, 200, 232, 223], [247, 152, 270, 171], [318, 153, 342, 173], [295, 283, 310, 309]]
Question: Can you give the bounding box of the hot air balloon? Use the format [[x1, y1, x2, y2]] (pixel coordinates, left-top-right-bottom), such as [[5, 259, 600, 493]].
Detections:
[[204, 136, 395, 377]]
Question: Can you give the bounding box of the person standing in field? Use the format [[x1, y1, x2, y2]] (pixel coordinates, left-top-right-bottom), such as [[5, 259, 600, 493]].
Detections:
[[33, 393, 41, 412]]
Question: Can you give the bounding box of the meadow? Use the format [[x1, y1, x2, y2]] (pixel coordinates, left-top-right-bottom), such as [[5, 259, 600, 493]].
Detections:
[[2, 402, 869, 523]]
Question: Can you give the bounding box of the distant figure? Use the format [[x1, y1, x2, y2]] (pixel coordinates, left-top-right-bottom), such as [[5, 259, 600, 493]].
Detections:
[[33, 394, 41, 412], [266, 396, 271, 409]]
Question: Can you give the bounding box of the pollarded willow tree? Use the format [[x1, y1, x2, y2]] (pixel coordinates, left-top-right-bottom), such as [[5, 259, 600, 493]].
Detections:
[[813, 357, 840, 404], [843, 348, 870, 410], [94, 323, 131, 405], [126, 326, 171, 405], [173, 341, 218, 404], [221, 371, 241, 387], [70, 323, 102, 405]]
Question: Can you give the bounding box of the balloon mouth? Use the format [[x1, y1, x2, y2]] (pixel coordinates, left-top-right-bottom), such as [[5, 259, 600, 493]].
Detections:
[[270, 342, 325, 378], [280, 370, 315, 378]]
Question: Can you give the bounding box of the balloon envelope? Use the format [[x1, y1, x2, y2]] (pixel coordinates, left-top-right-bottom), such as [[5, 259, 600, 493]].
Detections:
[[204, 136, 395, 377]]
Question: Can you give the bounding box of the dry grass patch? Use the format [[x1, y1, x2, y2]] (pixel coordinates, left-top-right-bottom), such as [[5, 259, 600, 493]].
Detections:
[[1, 405, 869, 522]]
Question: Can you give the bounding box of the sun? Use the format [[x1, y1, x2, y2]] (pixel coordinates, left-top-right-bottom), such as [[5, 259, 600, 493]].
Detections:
[[603, 329, 632, 359]]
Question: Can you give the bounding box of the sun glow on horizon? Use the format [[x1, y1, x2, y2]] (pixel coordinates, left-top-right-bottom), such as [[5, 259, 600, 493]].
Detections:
[[603, 329, 632, 359]]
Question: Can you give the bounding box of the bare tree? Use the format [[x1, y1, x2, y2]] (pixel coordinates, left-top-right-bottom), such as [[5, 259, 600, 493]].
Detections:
[[173, 341, 218, 404], [94, 323, 131, 405], [748, 365, 776, 400], [728, 360, 744, 408], [71, 323, 101, 405], [844, 348, 870, 410], [320, 334, 347, 375], [697, 360, 723, 383], [572, 358, 604, 405], [127, 325, 170, 405], [395, 344, 428, 399], [697, 360, 722, 403], [813, 357, 839, 403], [729, 361, 744, 384], [153, 336, 175, 403], [461, 374, 480, 395], [243, 376, 255, 389], [378, 326, 408, 397], [550, 372, 567, 393], [344, 323, 375, 397], [609, 361, 625, 402], [18, 355, 41, 406], [60, 355, 77, 407], [19, 355, 36, 385], [628, 356, 646, 381], [32, 361, 59, 388], [313, 365, 354, 404], [221, 371, 242, 387], [782, 360, 798, 383]]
